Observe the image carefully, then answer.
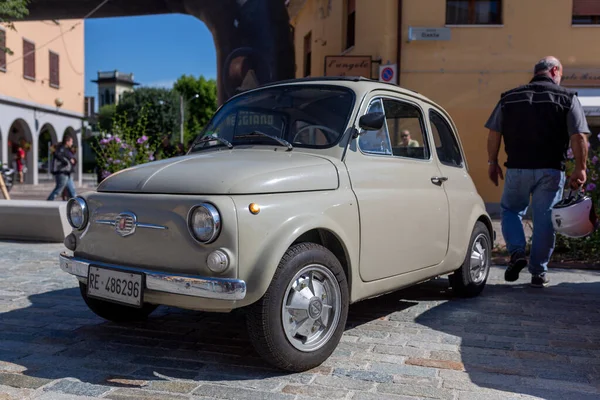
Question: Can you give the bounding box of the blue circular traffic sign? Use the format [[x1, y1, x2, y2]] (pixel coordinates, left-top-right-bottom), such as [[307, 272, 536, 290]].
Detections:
[[381, 67, 394, 82]]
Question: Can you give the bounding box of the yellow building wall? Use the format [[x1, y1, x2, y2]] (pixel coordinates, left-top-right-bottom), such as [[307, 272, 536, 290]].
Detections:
[[290, 0, 600, 204], [292, 0, 398, 79], [401, 0, 600, 204], [0, 20, 85, 115]]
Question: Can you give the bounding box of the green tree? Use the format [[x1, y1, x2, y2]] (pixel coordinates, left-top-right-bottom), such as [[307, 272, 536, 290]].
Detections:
[[116, 87, 180, 144], [174, 75, 218, 145], [97, 104, 116, 132], [0, 0, 30, 55]]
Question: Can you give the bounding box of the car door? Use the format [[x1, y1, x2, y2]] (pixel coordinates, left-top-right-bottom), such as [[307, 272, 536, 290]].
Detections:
[[426, 107, 477, 246], [344, 93, 450, 282]]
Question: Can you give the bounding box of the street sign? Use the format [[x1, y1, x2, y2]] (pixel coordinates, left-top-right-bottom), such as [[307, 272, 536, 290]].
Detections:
[[408, 27, 451, 42], [379, 64, 397, 84]]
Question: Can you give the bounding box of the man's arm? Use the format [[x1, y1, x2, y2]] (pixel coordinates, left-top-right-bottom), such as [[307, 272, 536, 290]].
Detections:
[[484, 102, 504, 186], [567, 96, 592, 189]]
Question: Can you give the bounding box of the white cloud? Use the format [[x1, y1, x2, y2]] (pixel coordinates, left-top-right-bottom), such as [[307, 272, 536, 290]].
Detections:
[[143, 79, 176, 89]]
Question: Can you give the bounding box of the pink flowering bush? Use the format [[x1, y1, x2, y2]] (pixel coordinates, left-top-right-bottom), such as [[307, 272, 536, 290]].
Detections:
[[93, 108, 157, 181], [554, 135, 600, 263]]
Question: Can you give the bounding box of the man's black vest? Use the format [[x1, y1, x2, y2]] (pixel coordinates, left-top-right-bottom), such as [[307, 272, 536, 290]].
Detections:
[[500, 75, 577, 170]]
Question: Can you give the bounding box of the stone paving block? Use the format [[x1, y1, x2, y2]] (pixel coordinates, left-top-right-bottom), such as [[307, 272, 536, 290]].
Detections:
[[369, 362, 438, 378], [194, 384, 295, 399], [315, 374, 378, 390], [282, 383, 350, 399], [42, 378, 112, 397], [372, 345, 429, 358], [143, 380, 200, 394], [376, 382, 455, 400], [105, 387, 190, 400], [351, 392, 422, 400], [0, 373, 52, 389], [332, 368, 393, 383]]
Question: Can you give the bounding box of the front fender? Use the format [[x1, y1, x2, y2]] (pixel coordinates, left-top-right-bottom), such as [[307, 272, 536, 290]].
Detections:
[[231, 190, 359, 306]]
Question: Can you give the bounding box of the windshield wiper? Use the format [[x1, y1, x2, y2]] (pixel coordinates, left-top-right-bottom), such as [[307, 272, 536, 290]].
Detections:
[[236, 131, 293, 151], [192, 135, 233, 150]]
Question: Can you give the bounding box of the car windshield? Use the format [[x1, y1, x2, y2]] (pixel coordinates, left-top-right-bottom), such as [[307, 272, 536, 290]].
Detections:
[[189, 85, 355, 152]]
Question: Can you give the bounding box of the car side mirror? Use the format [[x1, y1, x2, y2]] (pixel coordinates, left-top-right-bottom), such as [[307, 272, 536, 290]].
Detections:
[[358, 112, 385, 132]]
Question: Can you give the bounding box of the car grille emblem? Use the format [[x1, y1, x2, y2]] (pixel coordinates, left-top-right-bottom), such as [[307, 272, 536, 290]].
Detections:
[[115, 212, 137, 237]]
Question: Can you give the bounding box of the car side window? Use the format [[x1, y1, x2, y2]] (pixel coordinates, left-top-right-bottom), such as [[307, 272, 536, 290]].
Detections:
[[383, 99, 429, 160], [358, 99, 393, 155], [429, 109, 464, 168]]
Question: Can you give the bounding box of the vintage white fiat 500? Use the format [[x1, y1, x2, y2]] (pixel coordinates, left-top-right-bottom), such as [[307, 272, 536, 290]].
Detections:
[[60, 77, 493, 372]]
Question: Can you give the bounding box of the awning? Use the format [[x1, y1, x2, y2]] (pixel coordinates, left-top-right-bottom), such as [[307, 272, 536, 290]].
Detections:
[[576, 89, 600, 117]]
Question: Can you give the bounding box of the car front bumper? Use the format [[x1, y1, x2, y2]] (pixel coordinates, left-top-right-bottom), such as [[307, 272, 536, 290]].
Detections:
[[59, 252, 246, 301]]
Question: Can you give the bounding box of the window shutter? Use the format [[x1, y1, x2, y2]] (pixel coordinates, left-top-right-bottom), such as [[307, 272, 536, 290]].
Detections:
[[49, 51, 59, 87], [0, 30, 6, 71], [23, 39, 35, 79], [573, 0, 600, 15], [348, 0, 355, 14]]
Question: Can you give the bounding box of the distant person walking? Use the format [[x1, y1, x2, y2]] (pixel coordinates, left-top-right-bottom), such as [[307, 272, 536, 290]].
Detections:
[[485, 56, 590, 288], [47, 136, 77, 201]]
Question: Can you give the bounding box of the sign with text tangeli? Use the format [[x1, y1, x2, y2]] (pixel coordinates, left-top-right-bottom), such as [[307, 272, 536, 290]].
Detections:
[[325, 55, 372, 78], [561, 69, 600, 88]]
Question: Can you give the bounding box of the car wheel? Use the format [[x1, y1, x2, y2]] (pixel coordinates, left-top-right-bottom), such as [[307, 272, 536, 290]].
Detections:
[[449, 221, 491, 298], [79, 282, 158, 323], [246, 243, 349, 372]]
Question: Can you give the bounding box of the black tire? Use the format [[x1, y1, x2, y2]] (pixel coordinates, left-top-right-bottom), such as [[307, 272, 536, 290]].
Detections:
[[79, 282, 158, 323], [246, 243, 349, 372], [449, 221, 491, 298]]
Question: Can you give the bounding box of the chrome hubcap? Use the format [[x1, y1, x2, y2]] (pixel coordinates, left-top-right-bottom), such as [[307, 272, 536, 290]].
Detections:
[[469, 233, 490, 284], [282, 264, 341, 352]]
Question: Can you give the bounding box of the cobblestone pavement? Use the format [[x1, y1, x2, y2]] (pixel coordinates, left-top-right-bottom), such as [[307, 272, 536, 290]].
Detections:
[[0, 242, 599, 400]]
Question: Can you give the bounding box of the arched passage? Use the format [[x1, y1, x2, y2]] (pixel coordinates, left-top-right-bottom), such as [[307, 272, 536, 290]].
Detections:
[[38, 123, 58, 175], [24, 0, 295, 105], [7, 119, 34, 184]]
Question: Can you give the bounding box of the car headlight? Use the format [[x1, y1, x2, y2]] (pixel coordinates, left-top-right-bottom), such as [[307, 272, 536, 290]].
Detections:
[[67, 197, 88, 230], [188, 203, 221, 243]]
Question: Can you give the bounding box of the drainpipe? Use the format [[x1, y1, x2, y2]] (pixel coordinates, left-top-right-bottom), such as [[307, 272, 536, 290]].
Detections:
[[397, 0, 403, 86]]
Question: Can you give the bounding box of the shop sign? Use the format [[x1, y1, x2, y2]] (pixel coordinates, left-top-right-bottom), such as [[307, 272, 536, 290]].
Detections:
[[584, 107, 600, 117], [324, 56, 372, 78], [561, 69, 600, 87]]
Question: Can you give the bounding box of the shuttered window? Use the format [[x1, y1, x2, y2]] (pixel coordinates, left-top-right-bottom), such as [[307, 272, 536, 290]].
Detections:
[[49, 51, 59, 88], [303, 31, 311, 77], [0, 29, 6, 72], [573, 0, 600, 24], [23, 39, 35, 80], [446, 0, 502, 25], [345, 0, 355, 50]]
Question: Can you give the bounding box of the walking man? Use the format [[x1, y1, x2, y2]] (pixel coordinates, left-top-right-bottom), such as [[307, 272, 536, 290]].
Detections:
[[47, 136, 77, 201], [485, 56, 590, 288]]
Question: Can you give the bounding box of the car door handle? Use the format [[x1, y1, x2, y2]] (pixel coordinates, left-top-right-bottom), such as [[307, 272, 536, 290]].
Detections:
[[431, 176, 448, 185]]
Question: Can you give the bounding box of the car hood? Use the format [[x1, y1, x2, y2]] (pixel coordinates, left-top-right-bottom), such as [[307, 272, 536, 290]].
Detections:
[[96, 149, 340, 195]]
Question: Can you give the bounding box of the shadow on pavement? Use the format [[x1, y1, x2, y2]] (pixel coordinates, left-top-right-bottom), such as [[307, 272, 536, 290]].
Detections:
[[412, 273, 600, 400], [0, 267, 598, 398]]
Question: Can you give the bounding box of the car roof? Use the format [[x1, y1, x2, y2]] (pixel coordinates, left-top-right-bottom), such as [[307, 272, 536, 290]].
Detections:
[[248, 76, 442, 109]]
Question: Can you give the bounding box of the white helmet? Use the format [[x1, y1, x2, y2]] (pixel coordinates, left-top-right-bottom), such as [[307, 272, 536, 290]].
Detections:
[[551, 190, 599, 238]]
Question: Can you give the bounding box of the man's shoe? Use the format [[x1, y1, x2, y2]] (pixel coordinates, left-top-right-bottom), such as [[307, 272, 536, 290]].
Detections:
[[530, 273, 550, 288], [504, 251, 527, 282]]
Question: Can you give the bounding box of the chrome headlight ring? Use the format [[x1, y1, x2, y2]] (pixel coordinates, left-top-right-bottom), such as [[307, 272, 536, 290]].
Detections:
[[67, 196, 88, 231], [188, 203, 222, 244]]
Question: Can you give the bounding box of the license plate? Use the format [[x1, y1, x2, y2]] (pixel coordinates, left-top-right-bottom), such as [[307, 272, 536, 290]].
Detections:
[[87, 266, 143, 307]]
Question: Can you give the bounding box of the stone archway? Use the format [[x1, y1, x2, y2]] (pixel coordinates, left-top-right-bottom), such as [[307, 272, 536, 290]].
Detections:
[[38, 123, 58, 177], [7, 119, 34, 184]]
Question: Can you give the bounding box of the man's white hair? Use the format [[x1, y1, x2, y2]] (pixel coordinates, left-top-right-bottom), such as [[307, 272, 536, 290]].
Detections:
[[534, 56, 562, 75]]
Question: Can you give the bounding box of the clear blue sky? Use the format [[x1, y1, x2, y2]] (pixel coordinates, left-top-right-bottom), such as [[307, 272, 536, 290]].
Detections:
[[84, 14, 217, 99]]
